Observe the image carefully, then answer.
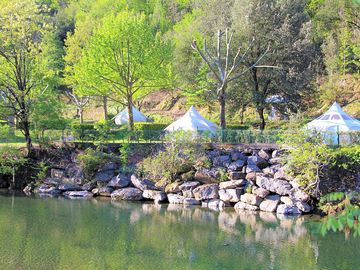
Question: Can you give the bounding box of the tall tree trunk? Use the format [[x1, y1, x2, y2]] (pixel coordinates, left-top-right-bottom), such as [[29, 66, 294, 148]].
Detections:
[[257, 107, 266, 130], [8, 114, 15, 136], [23, 119, 32, 154], [79, 108, 84, 124], [218, 87, 226, 129], [240, 105, 246, 125], [127, 95, 134, 131], [102, 96, 108, 120]]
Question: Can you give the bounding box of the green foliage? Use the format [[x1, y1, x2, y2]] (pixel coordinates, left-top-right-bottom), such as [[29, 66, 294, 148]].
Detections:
[[218, 168, 229, 182], [119, 144, 131, 173], [133, 123, 168, 131], [0, 147, 27, 188], [35, 161, 49, 180], [94, 120, 114, 145], [77, 148, 116, 180], [225, 124, 250, 130], [71, 123, 97, 141], [138, 130, 209, 181]]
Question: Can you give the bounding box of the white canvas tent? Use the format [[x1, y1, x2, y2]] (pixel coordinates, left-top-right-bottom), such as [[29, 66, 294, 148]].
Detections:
[[306, 102, 360, 144], [114, 106, 148, 125], [164, 106, 218, 134]]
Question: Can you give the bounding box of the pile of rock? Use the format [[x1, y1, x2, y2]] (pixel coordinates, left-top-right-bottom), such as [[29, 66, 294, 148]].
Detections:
[[24, 147, 312, 216]]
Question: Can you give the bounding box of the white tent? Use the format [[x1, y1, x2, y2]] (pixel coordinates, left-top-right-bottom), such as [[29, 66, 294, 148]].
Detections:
[[164, 106, 218, 134], [306, 102, 360, 144], [114, 106, 148, 125]]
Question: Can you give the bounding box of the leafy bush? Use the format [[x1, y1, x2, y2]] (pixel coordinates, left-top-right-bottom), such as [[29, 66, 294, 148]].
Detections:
[[0, 147, 27, 189], [77, 148, 117, 180], [94, 120, 114, 145], [71, 123, 97, 141], [134, 123, 168, 130], [226, 124, 250, 130], [133, 123, 167, 140], [138, 130, 210, 182]]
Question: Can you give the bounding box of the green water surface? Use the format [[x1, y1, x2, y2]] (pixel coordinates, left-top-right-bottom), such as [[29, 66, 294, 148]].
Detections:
[[0, 193, 359, 270]]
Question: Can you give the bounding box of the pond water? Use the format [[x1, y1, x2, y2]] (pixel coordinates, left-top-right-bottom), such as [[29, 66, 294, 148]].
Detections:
[[0, 193, 359, 270]]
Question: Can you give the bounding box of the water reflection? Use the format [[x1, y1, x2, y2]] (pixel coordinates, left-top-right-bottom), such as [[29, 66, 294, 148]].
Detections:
[[0, 194, 359, 270]]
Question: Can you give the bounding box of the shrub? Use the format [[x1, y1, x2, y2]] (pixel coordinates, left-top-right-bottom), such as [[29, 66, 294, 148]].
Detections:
[[138, 130, 210, 182], [71, 122, 97, 141], [133, 123, 167, 140], [0, 147, 27, 189], [226, 124, 250, 130], [77, 148, 117, 180]]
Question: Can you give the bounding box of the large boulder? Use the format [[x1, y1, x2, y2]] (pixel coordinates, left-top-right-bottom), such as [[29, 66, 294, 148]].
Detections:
[[63, 191, 93, 198], [252, 186, 270, 198], [98, 187, 114, 197], [256, 176, 292, 196], [276, 204, 301, 215], [194, 168, 219, 184], [95, 170, 114, 183], [247, 156, 268, 169], [107, 174, 130, 189], [81, 182, 97, 191], [165, 181, 183, 193], [37, 185, 61, 195], [228, 160, 246, 171], [142, 190, 167, 203], [66, 165, 84, 184], [219, 189, 242, 203], [167, 194, 184, 204], [58, 184, 82, 192], [240, 193, 262, 206], [111, 188, 143, 201], [280, 196, 294, 206], [258, 149, 271, 161], [179, 181, 200, 198], [213, 155, 231, 167], [259, 196, 280, 212], [131, 175, 158, 191], [51, 168, 65, 179], [183, 198, 201, 205], [193, 184, 219, 201], [207, 199, 229, 209], [295, 201, 311, 213], [219, 180, 246, 189], [290, 190, 310, 203], [246, 165, 262, 174], [230, 151, 247, 161], [234, 202, 259, 211]]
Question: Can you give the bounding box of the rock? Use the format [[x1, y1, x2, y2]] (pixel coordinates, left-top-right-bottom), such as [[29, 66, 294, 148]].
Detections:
[[252, 186, 270, 198], [231, 151, 247, 161], [219, 180, 246, 189], [183, 198, 201, 205], [295, 201, 311, 213], [262, 166, 277, 177], [101, 162, 118, 171], [194, 169, 219, 184], [246, 165, 262, 173], [290, 180, 301, 190], [63, 191, 93, 198], [98, 187, 114, 197], [213, 155, 231, 167], [228, 160, 246, 171], [51, 168, 65, 178], [219, 189, 242, 203], [66, 166, 84, 183], [193, 184, 219, 201], [256, 176, 292, 196], [234, 202, 259, 211], [131, 175, 158, 191], [290, 190, 310, 202], [247, 156, 268, 169], [207, 199, 228, 209], [266, 194, 281, 201], [245, 172, 257, 182], [165, 181, 183, 193], [259, 199, 280, 212], [37, 185, 61, 195], [23, 183, 34, 194], [180, 171, 195, 182], [81, 182, 97, 191], [142, 190, 167, 203], [107, 174, 130, 189], [179, 181, 200, 198], [111, 188, 143, 201], [276, 204, 301, 215], [280, 196, 294, 206], [58, 184, 82, 191], [91, 188, 99, 195], [240, 193, 262, 206], [155, 178, 170, 189], [167, 194, 184, 204], [273, 167, 293, 181], [272, 149, 285, 158], [258, 149, 271, 160], [228, 171, 245, 180], [43, 178, 62, 186], [269, 158, 282, 165], [95, 170, 114, 183]]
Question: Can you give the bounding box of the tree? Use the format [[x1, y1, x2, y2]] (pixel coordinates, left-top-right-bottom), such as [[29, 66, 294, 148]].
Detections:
[[233, 0, 320, 129], [191, 29, 269, 129], [0, 0, 52, 153], [65, 91, 90, 124], [74, 11, 172, 129]]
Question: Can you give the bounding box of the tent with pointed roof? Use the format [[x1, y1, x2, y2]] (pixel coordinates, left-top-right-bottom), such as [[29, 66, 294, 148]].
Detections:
[[306, 102, 360, 144], [306, 102, 360, 132], [164, 106, 218, 134], [114, 106, 148, 125]]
